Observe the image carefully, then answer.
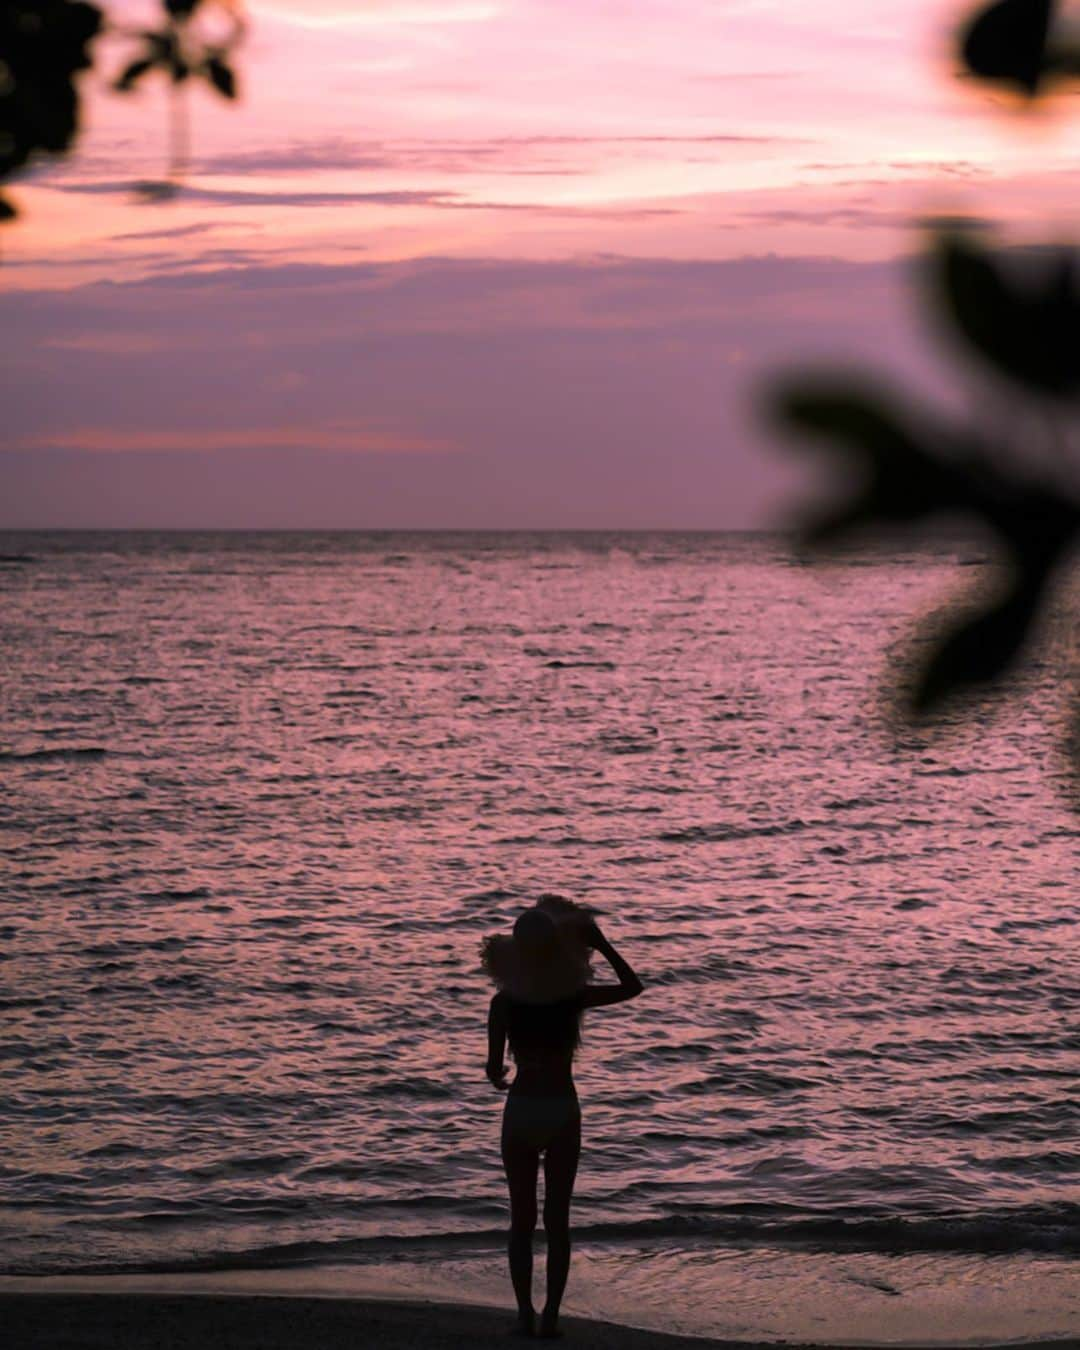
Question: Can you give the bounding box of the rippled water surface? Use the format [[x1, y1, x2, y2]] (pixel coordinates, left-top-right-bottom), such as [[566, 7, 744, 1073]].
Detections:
[[0, 531, 1077, 1282]]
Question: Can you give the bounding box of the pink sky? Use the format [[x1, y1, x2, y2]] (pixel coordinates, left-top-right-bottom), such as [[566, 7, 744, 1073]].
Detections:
[[2, 0, 1078, 527]]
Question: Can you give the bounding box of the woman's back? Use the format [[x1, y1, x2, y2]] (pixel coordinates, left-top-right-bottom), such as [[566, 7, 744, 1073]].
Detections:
[[502, 992, 582, 1095]]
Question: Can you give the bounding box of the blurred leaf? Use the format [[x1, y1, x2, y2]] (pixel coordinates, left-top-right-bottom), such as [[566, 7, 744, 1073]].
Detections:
[[932, 229, 1080, 399], [959, 0, 1054, 94], [910, 568, 1052, 710], [204, 56, 236, 99], [767, 380, 971, 543], [0, 0, 103, 195], [771, 372, 1078, 545], [114, 57, 155, 92], [769, 369, 1078, 715]]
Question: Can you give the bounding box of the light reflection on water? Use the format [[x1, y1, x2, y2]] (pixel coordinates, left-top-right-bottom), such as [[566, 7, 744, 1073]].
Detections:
[[0, 532, 1076, 1280]]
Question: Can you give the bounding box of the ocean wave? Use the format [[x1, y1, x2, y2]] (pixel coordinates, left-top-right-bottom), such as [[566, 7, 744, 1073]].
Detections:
[[0, 746, 107, 762], [8, 1204, 1077, 1277], [658, 819, 812, 844], [543, 659, 617, 670]]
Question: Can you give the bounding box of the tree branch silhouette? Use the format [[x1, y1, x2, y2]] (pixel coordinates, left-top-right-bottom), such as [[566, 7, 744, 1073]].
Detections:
[[763, 0, 1080, 798], [0, 0, 244, 223]]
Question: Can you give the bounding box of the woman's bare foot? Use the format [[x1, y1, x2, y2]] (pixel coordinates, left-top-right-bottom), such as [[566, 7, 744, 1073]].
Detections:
[[538, 1309, 562, 1339]]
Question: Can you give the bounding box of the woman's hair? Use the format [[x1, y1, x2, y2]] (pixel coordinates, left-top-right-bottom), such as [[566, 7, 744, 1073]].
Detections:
[[504, 993, 583, 1058], [480, 896, 594, 1001]]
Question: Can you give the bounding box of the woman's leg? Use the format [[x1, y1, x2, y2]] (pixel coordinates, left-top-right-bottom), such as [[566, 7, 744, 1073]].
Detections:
[[539, 1113, 581, 1338], [501, 1126, 540, 1333]]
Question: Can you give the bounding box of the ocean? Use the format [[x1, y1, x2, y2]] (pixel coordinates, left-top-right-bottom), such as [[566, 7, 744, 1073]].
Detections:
[[1, 531, 1077, 1341]]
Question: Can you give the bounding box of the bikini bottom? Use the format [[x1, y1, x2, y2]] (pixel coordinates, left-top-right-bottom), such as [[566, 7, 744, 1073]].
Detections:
[[502, 1093, 581, 1152]]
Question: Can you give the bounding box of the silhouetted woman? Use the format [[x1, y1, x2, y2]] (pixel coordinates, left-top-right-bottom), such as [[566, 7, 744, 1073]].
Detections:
[[482, 896, 644, 1338]]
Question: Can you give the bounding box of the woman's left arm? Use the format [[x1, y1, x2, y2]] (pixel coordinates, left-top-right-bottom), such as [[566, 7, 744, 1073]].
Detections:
[[486, 993, 509, 1090]]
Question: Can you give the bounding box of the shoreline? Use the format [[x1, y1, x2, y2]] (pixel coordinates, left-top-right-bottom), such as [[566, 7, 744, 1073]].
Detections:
[[1, 1288, 1078, 1350], [2, 1261, 1079, 1350]]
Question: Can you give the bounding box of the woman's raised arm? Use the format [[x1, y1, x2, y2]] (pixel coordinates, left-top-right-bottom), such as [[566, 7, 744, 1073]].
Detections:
[[580, 925, 643, 1008]]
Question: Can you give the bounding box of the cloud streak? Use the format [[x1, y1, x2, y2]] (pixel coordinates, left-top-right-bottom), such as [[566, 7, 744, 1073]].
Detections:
[[13, 424, 458, 454], [51, 180, 685, 218], [112, 221, 232, 242], [190, 131, 816, 178], [56, 183, 454, 208]]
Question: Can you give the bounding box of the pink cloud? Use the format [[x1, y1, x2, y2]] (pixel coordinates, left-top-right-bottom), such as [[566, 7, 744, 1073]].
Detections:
[[17, 0, 1076, 289]]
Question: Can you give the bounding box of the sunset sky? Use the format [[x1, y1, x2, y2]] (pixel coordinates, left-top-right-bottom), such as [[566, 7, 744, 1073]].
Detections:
[[3, 0, 1079, 528]]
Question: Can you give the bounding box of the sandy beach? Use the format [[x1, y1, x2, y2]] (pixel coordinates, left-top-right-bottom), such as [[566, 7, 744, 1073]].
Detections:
[[2, 1291, 1078, 1350]]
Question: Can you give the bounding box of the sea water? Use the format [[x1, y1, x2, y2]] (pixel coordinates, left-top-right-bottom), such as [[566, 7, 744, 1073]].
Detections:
[[0, 532, 1076, 1339]]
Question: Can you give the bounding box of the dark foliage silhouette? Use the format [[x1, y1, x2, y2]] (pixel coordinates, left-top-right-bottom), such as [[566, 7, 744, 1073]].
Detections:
[[0, 0, 243, 222], [959, 0, 1080, 96], [764, 0, 1079, 792], [0, 1, 101, 221]]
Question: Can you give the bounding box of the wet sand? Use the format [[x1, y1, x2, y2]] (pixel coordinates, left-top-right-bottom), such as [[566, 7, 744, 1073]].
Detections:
[[2, 1291, 1077, 1350]]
